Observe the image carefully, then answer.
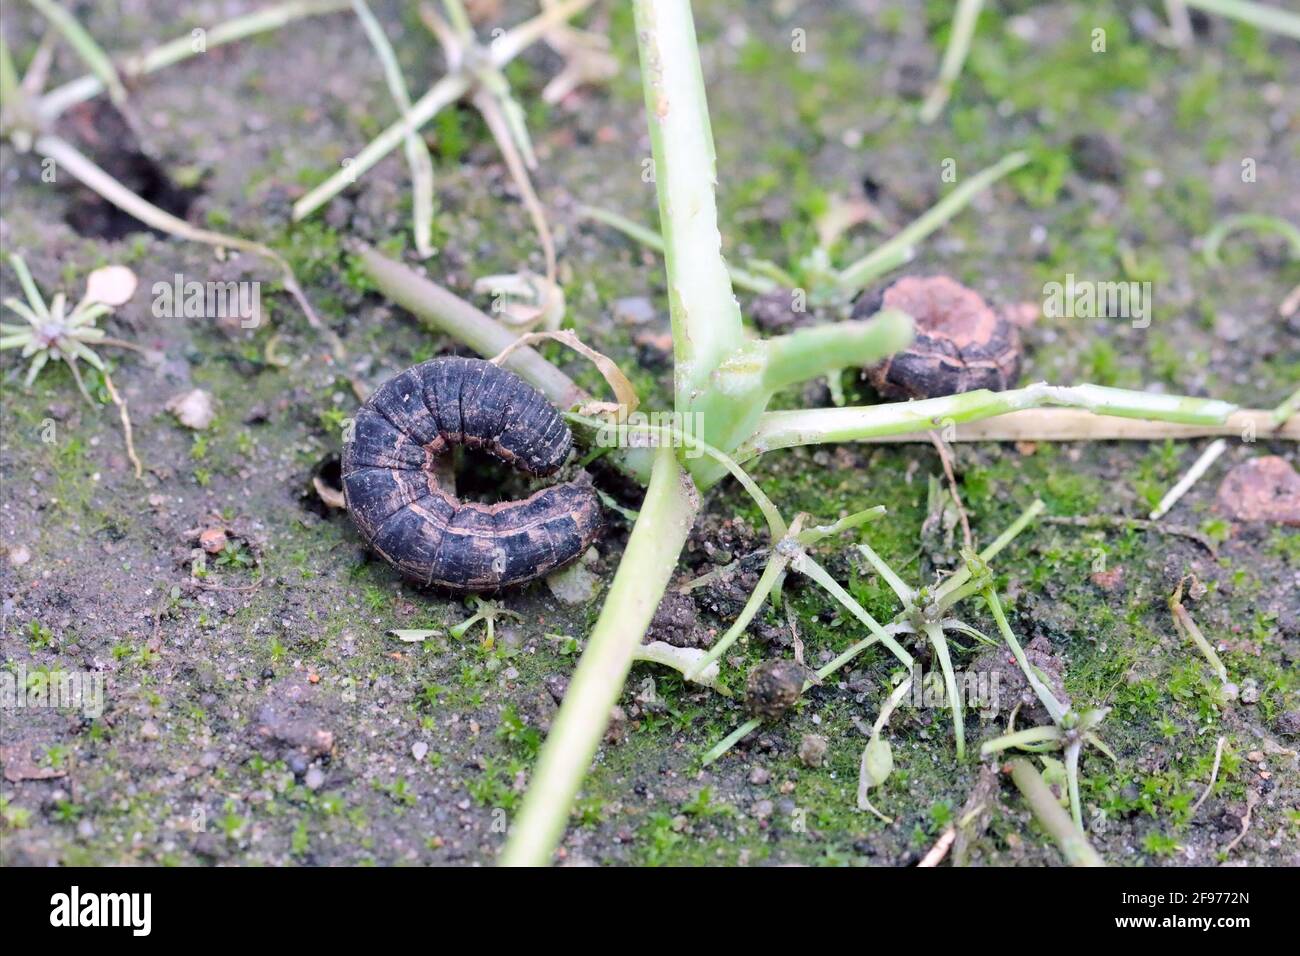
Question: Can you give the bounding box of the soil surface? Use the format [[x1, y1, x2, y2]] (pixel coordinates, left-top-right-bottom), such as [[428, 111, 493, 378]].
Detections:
[[1, 1, 1297, 866]]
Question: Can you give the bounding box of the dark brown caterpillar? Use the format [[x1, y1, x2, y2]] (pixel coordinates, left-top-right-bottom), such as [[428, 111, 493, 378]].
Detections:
[[342, 357, 601, 591]]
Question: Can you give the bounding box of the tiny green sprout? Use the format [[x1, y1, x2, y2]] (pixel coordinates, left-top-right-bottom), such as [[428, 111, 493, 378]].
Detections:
[[1, 254, 135, 401], [449, 597, 522, 649], [2, 254, 146, 476]]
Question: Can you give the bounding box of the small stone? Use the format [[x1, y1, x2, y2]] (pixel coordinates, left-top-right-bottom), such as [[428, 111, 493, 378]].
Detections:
[[1216, 456, 1300, 525], [545, 548, 602, 605], [1069, 133, 1125, 182], [165, 389, 216, 430], [304, 767, 325, 790], [798, 733, 829, 768], [612, 296, 656, 325], [750, 799, 774, 819], [748, 766, 771, 786], [1089, 566, 1124, 591], [745, 660, 806, 720], [1246, 751, 1265, 763], [7, 545, 31, 566], [1241, 679, 1260, 704], [412, 741, 429, 761], [139, 720, 160, 741], [199, 527, 228, 554]]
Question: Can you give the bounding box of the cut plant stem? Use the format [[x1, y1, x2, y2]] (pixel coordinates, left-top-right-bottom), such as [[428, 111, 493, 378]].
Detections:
[[918, 0, 983, 124], [501, 444, 698, 867], [1149, 438, 1226, 520], [757, 311, 913, 394], [736, 383, 1239, 462], [1180, 0, 1300, 39], [839, 407, 1296, 444], [633, 0, 747, 450], [356, 244, 587, 408], [834, 151, 1028, 295], [1169, 580, 1228, 683], [1007, 758, 1105, 866], [1272, 386, 1299, 428]]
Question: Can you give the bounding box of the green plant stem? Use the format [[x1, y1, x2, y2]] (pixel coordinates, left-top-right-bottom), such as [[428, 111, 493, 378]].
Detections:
[[1203, 213, 1300, 266], [924, 621, 965, 759], [984, 587, 1067, 722], [294, 73, 468, 220], [1007, 758, 1105, 866], [979, 725, 1063, 754], [843, 407, 1298, 443], [292, 0, 591, 221], [27, 0, 127, 105], [918, 0, 983, 123], [736, 383, 1238, 462], [834, 151, 1028, 294], [38, 0, 350, 120], [633, 0, 746, 447], [758, 311, 913, 392], [702, 614, 919, 767], [351, 0, 435, 257], [1169, 597, 1228, 683], [1273, 386, 1300, 428], [792, 554, 914, 669], [1064, 739, 1084, 831], [577, 204, 780, 295], [501, 445, 698, 866], [686, 551, 790, 679], [701, 717, 762, 765], [355, 244, 588, 408], [1181, 0, 1300, 38]]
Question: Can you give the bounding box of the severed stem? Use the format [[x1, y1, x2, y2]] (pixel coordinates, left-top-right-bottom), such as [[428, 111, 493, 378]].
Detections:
[[501, 444, 698, 866], [1007, 758, 1105, 866], [736, 383, 1240, 462]]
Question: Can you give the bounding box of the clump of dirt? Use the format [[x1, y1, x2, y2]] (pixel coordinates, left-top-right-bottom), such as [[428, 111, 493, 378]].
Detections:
[[746, 659, 806, 720], [971, 635, 1071, 725], [646, 590, 712, 648]]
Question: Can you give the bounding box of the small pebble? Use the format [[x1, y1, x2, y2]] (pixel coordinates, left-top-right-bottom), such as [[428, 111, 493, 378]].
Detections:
[[798, 733, 829, 768]]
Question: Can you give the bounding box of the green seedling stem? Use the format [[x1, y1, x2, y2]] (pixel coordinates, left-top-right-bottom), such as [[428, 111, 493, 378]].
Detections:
[[1008, 758, 1105, 866], [918, 0, 983, 124], [500, 444, 698, 866]]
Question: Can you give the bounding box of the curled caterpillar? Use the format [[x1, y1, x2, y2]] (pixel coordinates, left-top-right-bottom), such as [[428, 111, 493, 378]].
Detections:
[[342, 357, 602, 591]]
